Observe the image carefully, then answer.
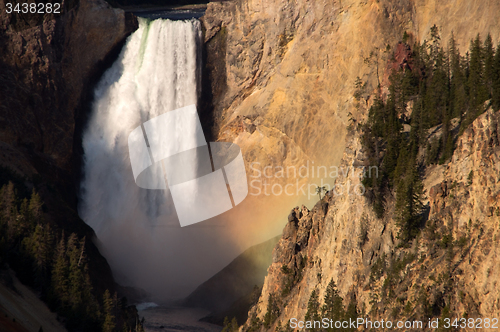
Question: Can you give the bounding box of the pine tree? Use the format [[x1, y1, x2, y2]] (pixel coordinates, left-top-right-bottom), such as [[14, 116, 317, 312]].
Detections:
[[395, 159, 424, 242], [263, 293, 280, 328], [230, 317, 238, 331], [484, 34, 495, 97], [51, 235, 69, 307], [425, 27, 449, 127], [83, 265, 99, 321], [102, 289, 116, 332], [344, 294, 359, 331], [1, 182, 17, 242], [28, 189, 43, 223], [322, 280, 344, 331], [222, 317, 239, 332], [18, 198, 29, 231], [493, 43, 500, 111], [222, 317, 231, 332], [468, 34, 488, 116], [448, 33, 467, 119], [67, 233, 83, 311], [305, 290, 321, 331], [28, 224, 53, 285]]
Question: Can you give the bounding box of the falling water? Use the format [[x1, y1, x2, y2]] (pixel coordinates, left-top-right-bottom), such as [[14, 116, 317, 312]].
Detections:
[[79, 18, 240, 301]]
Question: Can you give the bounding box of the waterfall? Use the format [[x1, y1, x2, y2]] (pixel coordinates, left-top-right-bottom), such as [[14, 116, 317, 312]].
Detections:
[[79, 18, 239, 301]]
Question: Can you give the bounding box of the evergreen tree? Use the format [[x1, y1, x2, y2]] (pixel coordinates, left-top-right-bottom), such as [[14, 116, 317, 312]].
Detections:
[[0, 182, 140, 331], [344, 293, 359, 332], [493, 43, 500, 111], [22, 223, 53, 287], [83, 265, 100, 321], [467, 35, 488, 117], [51, 235, 69, 307], [222, 317, 231, 332], [484, 33, 495, 97], [448, 33, 467, 119], [263, 293, 280, 328], [222, 317, 239, 332], [67, 233, 83, 312], [424, 27, 449, 127], [102, 289, 116, 332], [395, 159, 424, 242], [230, 317, 239, 331], [321, 280, 344, 331], [1, 182, 17, 242], [18, 198, 29, 231], [28, 189, 43, 222], [304, 290, 321, 331]]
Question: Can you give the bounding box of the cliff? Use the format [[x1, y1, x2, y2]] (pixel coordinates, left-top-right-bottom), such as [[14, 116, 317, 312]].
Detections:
[[242, 106, 500, 330], [200, 0, 500, 242], [0, 0, 136, 190], [0, 0, 137, 329], [198, 0, 500, 330], [185, 236, 280, 325], [202, 0, 500, 177]]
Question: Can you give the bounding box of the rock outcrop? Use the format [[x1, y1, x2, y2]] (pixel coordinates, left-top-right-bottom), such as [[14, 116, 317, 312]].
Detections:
[[0, 0, 137, 190], [243, 106, 500, 330], [0, 0, 137, 307], [198, 0, 500, 330], [201, 0, 500, 237]]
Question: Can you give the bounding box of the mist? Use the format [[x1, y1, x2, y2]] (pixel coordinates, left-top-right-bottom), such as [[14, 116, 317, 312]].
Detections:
[[79, 17, 302, 302]]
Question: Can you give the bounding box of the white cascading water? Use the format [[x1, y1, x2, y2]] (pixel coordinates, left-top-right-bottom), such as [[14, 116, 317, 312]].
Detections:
[[79, 18, 240, 301]]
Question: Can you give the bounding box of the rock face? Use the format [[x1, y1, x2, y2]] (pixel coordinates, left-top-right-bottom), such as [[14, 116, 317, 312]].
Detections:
[[201, 0, 500, 238], [244, 107, 500, 330], [185, 236, 281, 324], [202, 0, 410, 173], [202, 0, 500, 174], [199, 0, 500, 330], [0, 0, 137, 190], [0, 0, 137, 304]]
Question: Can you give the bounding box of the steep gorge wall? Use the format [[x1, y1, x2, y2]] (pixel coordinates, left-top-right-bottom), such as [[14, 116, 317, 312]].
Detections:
[[0, 0, 137, 193], [202, 0, 500, 176], [245, 107, 500, 330], [202, 0, 412, 173], [0, 0, 137, 302], [198, 0, 500, 330]]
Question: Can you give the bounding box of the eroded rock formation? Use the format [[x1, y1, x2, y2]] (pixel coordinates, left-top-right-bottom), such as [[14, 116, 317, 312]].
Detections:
[[0, 0, 137, 187], [197, 0, 500, 330]]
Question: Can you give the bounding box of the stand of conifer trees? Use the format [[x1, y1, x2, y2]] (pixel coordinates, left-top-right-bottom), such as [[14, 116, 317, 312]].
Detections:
[[362, 27, 500, 242], [0, 181, 144, 332]]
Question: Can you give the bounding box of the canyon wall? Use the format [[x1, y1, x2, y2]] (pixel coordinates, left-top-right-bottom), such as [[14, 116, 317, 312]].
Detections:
[[245, 106, 500, 330], [0, 0, 137, 307], [0, 0, 136, 190], [202, 0, 411, 175], [201, 0, 500, 245], [199, 0, 500, 330], [203, 0, 500, 171]]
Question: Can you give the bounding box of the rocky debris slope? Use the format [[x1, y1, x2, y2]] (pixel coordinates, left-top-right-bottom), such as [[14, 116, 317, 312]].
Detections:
[[0, 269, 66, 332]]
